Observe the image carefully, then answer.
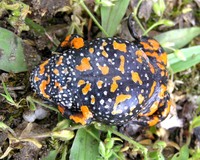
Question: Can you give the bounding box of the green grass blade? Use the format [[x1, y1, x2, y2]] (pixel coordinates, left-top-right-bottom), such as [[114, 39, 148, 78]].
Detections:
[[168, 45, 200, 73], [101, 0, 130, 37], [154, 27, 200, 52], [41, 150, 58, 160], [1, 81, 15, 104], [25, 18, 45, 35], [171, 145, 189, 160], [69, 126, 100, 160]]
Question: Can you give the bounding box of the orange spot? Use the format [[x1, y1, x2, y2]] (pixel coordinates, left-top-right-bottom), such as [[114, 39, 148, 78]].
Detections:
[[148, 116, 160, 126], [140, 42, 152, 50], [89, 48, 94, 54], [159, 52, 167, 65], [112, 94, 131, 115], [136, 57, 143, 63], [126, 86, 130, 92], [161, 71, 165, 77], [148, 63, 155, 74], [131, 105, 136, 111], [146, 51, 158, 58], [113, 41, 127, 52], [165, 71, 168, 77], [161, 99, 171, 117], [159, 85, 167, 98], [76, 57, 92, 72], [135, 50, 144, 56], [149, 81, 157, 98], [131, 71, 143, 85], [97, 80, 103, 89], [70, 105, 93, 125], [39, 60, 49, 75], [140, 101, 159, 116], [98, 65, 109, 75], [157, 63, 165, 70], [91, 95, 95, 104], [56, 56, 63, 66], [136, 50, 150, 61], [39, 75, 50, 98], [53, 68, 59, 75], [102, 41, 107, 46], [82, 83, 91, 95], [110, 76, 121, 92], [77, 80, 85, 87], [60, 36, 84, 49], [119, 55, 125, 74], [138, 94, 144, 104], [102, 50, 108, 58], [141, 39, 160, 51], [58, 105, 65, 114], [60, 35, 71, 47], [34, 76, 40, 82], [148, 39, 160, 50], [135, 50, 146, 63], [55, 81, 63, 91], [146, 51, 167, 66], [70, 37, 84, 49]]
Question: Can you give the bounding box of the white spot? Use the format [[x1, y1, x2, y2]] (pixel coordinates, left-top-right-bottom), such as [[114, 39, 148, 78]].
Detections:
[[67, 60, 70, 65], [105, 105, 110, 108], [100, 99, 104, 105], [108, 98, 112, 103], [145, 73, 149, 80], [124, 106, 128, 110]]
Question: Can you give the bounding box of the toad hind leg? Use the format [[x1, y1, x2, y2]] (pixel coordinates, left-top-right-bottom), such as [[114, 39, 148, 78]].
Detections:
[[58, 105, 93, 125], [130, 93, 171, 126]]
